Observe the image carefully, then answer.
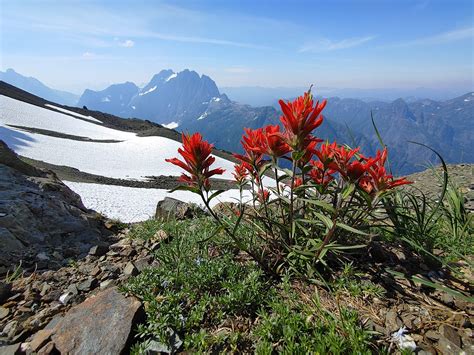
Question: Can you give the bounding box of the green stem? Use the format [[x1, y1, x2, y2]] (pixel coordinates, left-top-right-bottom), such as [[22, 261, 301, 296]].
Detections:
[[198, 189, 279, 278], [274, 163, 287, 225], [288, 159, 298, 245]]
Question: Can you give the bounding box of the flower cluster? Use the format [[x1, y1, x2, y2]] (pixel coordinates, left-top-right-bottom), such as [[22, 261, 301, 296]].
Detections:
[[166, 92, 413, 276]]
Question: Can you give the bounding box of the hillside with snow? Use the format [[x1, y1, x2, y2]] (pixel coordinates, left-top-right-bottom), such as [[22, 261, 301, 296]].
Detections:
[[0, 89, 256, 222]]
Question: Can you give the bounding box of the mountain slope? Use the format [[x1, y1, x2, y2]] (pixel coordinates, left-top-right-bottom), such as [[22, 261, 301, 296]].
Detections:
[[0, 82, 257, 222], [0, 68, 79, 105], [322, 93, 474, 174], [77, 82, 139, 116]]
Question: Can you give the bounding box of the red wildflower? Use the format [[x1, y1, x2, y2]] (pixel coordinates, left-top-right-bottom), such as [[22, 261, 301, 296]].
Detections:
[[366, 149, 412, 192], [329, 145, 371, 180], [278, 91, 326, 152], [358, 176, 375, 195], [315, 141, 338, 169], [297, 137, 322, 167], [293, 177, 303, 188], [234, 128, 267, 181], [309, 160, 335, 187], [165, 133, 225, 190], [233, 163, 249, 184], [257, 189, 270, 204], [263, 125, 291, 158]]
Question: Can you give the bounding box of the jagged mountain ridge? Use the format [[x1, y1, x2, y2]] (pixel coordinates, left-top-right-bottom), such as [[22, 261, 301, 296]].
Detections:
[[78, 69, 225, 127]]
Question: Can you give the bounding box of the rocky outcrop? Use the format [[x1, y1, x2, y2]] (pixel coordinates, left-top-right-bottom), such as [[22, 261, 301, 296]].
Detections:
[[0, 230, 159, 349], [0, 141, 108, 273]]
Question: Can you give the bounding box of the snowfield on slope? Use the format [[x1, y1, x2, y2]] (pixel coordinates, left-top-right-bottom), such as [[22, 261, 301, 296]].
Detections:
[[0, 95, 238, 180], [1, 95, 132, 140], [64, 181, 253, 223], [0, 94, 274, 222], [44, 104, 103, 123]]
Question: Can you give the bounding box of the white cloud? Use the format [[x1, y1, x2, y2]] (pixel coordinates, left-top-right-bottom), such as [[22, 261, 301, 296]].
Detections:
[[81, 51, 97, 59], [390, 27, 474, 47], [299, 36, 375, 53], [120, 39, 135, 48]]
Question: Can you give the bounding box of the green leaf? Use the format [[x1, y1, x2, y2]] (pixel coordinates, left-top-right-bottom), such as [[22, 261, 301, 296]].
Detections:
[[336, 222, 369, 236], [328, 243, 366, 250], [208, 189, 225, 202], [314, 213, 334, 229], [341, 183, 355, 200], [282, 168, 294, 178], [292, 151, 305, 161], [300, 199, 336, 213]]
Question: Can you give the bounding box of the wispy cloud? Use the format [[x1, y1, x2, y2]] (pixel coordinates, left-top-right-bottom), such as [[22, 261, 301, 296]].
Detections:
[[299, 36, 375, 53], [119, 39, 135, 48], [390, 27, 474, 47], [4, 4, 271, 50], [82, 52, 97, 59]]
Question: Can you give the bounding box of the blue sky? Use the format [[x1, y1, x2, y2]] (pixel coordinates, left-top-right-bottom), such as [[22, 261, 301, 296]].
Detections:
[[1, 0, 473, 93]]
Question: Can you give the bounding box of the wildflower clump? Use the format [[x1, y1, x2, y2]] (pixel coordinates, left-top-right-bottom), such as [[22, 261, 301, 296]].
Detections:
[[166, 89, 411, 276]]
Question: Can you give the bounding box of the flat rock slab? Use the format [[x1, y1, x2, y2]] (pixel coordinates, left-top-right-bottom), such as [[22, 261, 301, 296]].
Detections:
[[32, 287, 143, 354]]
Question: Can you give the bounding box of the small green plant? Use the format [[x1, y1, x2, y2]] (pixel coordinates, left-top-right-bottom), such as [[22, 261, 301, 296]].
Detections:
[[123, 218, 273, 352], [128, 219, 164, 241], [254, 278, 374, 354], [330, 263, 385, 298], [4, 261, 23, 283]]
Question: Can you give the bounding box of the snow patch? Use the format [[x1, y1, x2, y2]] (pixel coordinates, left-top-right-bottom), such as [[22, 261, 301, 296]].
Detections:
[[163, 122, 179, 129], [63, 181, 252, 223], [166, 73, 177, 82], [139, 86, 157, 96], [101, 96, 111, 102], [211, 97, 221, 102], [197, 112, 208, 120], [464, 98, 470, 102], [132, 106, 136, 109], [0, 96, 131, 140], [44, 104, 102, 123], [1, 122, 238, 181]]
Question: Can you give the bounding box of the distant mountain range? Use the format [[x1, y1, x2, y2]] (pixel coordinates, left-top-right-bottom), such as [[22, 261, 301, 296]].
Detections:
[[1, 69, 472, 174], [0, 68, 79, 106], [222, 86, 472, 106]]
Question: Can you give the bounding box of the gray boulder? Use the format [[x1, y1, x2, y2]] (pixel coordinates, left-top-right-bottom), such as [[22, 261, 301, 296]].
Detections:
[[42, 287, 144, 354], [155, 197, 205, 220]]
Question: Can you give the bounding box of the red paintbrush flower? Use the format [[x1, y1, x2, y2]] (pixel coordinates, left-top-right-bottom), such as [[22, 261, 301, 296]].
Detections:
[[297, 137, 322, 167], [315, 141, 338, 169], [233, 163, 249, 184], [166, 132, 225, 190], [358, 175, 375, 194], [257, 189, 270, 204], [234, 128, 267, 181], [329, 145, 364, 180], [366, 148, 412, 192], [309, 160, 335, 187], [263, 125, 291, 158], [278, 91, 327, 152]]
